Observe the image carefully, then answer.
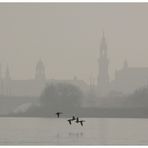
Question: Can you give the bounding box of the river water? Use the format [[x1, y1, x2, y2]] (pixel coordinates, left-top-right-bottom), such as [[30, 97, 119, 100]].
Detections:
[[0, 118, 147, 145]]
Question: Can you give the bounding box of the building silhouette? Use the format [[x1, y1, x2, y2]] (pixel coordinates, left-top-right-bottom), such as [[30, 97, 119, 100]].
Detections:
[[0, 32, 148, 98], [1, 60, 46, 97], [110, 61, 148, 95], [4, 64, 11, 96], [97, 32, 109, 96], [0, 59, 88, 97], [97, 32, 148, 97], [35, 59, 46, 81]]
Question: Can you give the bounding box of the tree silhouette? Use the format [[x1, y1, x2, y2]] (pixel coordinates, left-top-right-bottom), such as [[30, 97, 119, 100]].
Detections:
[[40, 83, 83, 112]]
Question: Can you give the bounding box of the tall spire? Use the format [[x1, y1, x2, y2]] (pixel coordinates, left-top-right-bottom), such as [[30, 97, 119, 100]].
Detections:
[[35, 59, 46, 81], [97, 31, 109, 96], [0, 63, 2, 80], [100, 31, 107, 56], [4, 64, 11, 96], [102, 30, 105, 40], [123, 59, 128, 69], [5, 64, 11, 80], [89, 73, 95, 89]]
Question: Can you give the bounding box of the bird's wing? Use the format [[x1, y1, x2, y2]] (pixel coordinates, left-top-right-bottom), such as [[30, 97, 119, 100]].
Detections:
[[68, 120, 71, 124]]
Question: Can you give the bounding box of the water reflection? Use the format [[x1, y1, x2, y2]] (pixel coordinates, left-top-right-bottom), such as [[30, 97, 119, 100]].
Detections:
[[98, 119, 107, 145], [55, 132, 61, 144], [68, 132, 84, 137], [68, 131, 84, 144], [54, 131, 84, 144]]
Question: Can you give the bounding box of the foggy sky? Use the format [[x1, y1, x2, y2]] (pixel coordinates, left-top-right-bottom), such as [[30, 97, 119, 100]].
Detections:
[[0, 3, 147, 83]]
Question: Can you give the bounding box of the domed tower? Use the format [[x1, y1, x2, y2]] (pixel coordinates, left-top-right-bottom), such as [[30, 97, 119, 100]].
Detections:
[[97, 32, 109, 96], [35, 59, 46, 81]]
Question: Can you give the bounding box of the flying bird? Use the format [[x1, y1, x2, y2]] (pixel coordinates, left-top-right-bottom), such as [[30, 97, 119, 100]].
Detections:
[[75, 117, 85, 126], [71, 116, 76, 121], [75, 117, 80, 123], [67, 116, 77, 125], [67, 119, 72, 125], [56, 112, 63, 118], [79, 120, 85, 126]]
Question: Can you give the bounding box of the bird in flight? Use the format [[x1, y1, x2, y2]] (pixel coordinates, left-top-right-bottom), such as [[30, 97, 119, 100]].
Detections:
[[79, 120, 85, 126], [71, 116, 76, 121], [67, 116, 76, 125], [75, 117, 85, 126], [67, 119, 72, 125], [56, 112, 63, 118], [75, 117, 80, 123]]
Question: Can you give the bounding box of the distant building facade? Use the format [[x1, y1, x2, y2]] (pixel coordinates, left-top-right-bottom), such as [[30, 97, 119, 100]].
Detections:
[[0, 60, 47, 97], [97, 33, 148, 96], [0, 59, 88, 97], [0, 33, 148, 98], [110, 62, 148, 95], [97, 32, 110, 96]]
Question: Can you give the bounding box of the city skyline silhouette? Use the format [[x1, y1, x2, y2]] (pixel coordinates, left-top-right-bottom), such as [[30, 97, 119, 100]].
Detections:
[[0, 3, 148, 145], [0, 3, 148, 83]]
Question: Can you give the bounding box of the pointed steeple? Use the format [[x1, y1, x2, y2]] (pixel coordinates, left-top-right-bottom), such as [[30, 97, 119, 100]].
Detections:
[[98, 31, 109, 96], [5, 64, 11, 80], [100, 31, 107, 56], [89, 74, 93, 89], [123, 59, 128, 69], [0, 63, 2, 80], [35, 59, 46, 81], [4, 64, 11, 96]]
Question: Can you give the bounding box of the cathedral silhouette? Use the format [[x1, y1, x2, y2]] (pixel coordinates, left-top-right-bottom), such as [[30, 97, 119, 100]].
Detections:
[[0, 59, 87, 97], [0, 33, 148, 98], [97, 32, 148, 97]]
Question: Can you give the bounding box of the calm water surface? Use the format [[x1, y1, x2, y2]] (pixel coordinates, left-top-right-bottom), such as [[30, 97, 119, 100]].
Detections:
[[0, 118, 147, 145]]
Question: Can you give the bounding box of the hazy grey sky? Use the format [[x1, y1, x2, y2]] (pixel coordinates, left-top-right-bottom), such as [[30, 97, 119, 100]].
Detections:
[[0, 3, 148, 83]]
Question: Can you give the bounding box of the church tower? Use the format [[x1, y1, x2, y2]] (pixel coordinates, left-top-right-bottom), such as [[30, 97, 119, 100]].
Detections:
[[4, 64, 11, 96], [123, 59, 128, 69], [97, 32, 109, 96], [35, 59, 46, 81], [0, 64, 4, 96], [5, 64, 11, 80]]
